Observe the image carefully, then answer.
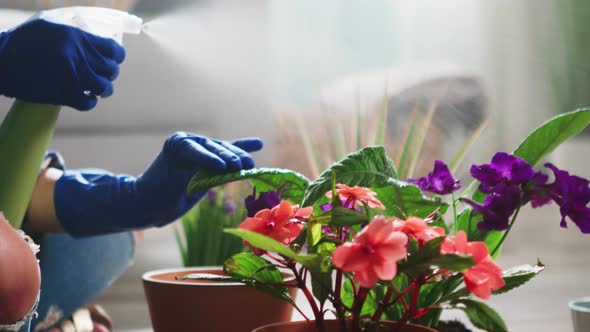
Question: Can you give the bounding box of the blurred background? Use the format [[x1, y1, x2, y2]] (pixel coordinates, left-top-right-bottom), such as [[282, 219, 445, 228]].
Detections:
[[1, 0, 589, 331]]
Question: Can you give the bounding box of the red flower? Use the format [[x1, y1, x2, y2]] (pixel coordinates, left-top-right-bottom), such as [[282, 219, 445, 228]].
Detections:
[[239, 201, 313, 254], [332, 216, 408, 288], [441, 231, 505, 299], [326, 184, 386, 209], [391, 216, 446, 245]]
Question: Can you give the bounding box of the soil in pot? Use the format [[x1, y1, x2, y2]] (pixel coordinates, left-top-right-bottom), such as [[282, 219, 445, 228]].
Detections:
[[143, 267, 297, 332], [252, 319, 437, 332]]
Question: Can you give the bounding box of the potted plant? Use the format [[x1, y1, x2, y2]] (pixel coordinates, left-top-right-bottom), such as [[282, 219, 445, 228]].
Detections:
[[180, 109, 590, 331], [174, 184, 247, 267], [143, 185, 297, 332]]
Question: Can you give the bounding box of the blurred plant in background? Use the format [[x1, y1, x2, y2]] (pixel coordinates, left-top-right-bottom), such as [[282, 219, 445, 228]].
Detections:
[[175, 184, 246, 267], [274, 95, 489, 186]]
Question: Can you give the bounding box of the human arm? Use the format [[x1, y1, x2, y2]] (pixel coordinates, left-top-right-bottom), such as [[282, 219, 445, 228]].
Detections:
[[25, 133, 264, 236], [26, 167, 64, 234]]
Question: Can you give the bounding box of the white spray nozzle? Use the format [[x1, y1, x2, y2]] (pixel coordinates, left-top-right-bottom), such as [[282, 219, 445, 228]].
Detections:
[[36, 6, 143, 45]]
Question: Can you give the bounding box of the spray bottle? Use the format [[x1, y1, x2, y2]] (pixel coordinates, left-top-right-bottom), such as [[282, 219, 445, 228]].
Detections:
[[0, 7, 143, 229]]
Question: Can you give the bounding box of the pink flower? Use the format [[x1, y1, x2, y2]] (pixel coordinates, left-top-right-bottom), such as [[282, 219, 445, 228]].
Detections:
[[391, 216, 446, 245], [441, 231, 505, 299], [239, 201, 313, 254], [326, 184, 386, 209], [332, 216, 408, 288]]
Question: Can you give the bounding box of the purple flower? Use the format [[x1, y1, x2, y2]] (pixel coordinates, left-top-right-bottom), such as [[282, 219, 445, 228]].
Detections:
[[524, 171, 552, 208], [245, 189, 281, 217], [320, 203, 333, 212], [409, 160, 461, 195], [471, 152, 534, 192], [462, 184, 521, 231], [544, 163, 590, 233], [221, 200, 237, 214], [320, 199, 356, 212], [207, 189, 217, 204]]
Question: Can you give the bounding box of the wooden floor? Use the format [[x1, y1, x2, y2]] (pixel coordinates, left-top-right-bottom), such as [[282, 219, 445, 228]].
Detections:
[[96, 203, 590, 332]]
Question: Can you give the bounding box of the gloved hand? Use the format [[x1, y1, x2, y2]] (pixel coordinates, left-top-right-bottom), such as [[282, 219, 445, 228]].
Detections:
[[0, 18, 125, 111], [54, 132, 264, 237]]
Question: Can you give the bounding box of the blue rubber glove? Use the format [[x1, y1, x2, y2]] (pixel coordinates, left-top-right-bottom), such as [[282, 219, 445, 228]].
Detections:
[[0, 18, 125, 111], [54, 132, 264, 237]]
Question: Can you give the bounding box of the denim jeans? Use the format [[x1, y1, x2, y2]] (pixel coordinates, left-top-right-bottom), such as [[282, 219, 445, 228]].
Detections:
[[16, 232, 135, 332]]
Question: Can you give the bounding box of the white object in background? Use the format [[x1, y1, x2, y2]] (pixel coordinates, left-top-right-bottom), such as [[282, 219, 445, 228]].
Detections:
[[35, 6, 142, 45], [569, 297, 590, 332]]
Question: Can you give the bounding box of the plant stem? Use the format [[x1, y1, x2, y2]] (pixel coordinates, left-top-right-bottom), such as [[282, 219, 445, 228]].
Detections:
[[466, 210, 473, 238], [371, 288, 394, 321], [292, 265, 323, 329], [452, 192, 458, 234], [371, 283, 416, 321], [396, 278, 422, 327], [491, 206, 521, 257], [334, 226, 346, 327], [351, 288, 370, 332], [293, 304, 311, 322], [334, 269, 345, 326]]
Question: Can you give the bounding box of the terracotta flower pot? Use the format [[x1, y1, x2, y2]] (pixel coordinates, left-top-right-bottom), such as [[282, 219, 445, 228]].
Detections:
[[143, 267, 297, 332], [252, 319, 437, 332]]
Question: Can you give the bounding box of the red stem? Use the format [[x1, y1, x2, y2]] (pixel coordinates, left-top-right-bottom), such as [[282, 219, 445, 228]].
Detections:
[[371, 287, 395, 321], [291, 265, 323, 328], [334, 226, 345, 326], [351, 287, 370, 332], [293, 303, 311, 322], [334, 270, 344, 320], [396, 277, 423, 327], [371, 283, 416, 321]]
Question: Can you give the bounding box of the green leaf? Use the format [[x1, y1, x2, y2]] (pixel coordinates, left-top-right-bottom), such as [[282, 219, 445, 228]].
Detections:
[[225, 229, 296, 259], [418, 274, 464, 312], [309, 222, 323, 246], [456, 208, 509, 259], [456, 208, 484, 241], [381, 274, 411, 321], [430, 254, 477, 272], [513, 109, 590, 165], [224, 229, 317, 267], [441, 262, 546, 304], [484, 230, 504, 259], [223, 252, 282, 281], [493, 263, 545, 295], [341, 278, 382, 316], [187, 168, 310, 203], [450, 299, 508, 332], [373, 179, 447, 219], [398, 237, 476, 276], [302, 146, 398, 206], [398, 237, 446, 275], [223, 252, 295, 305], [310, 269, 333, 306], [317, 206, 369, 226]]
